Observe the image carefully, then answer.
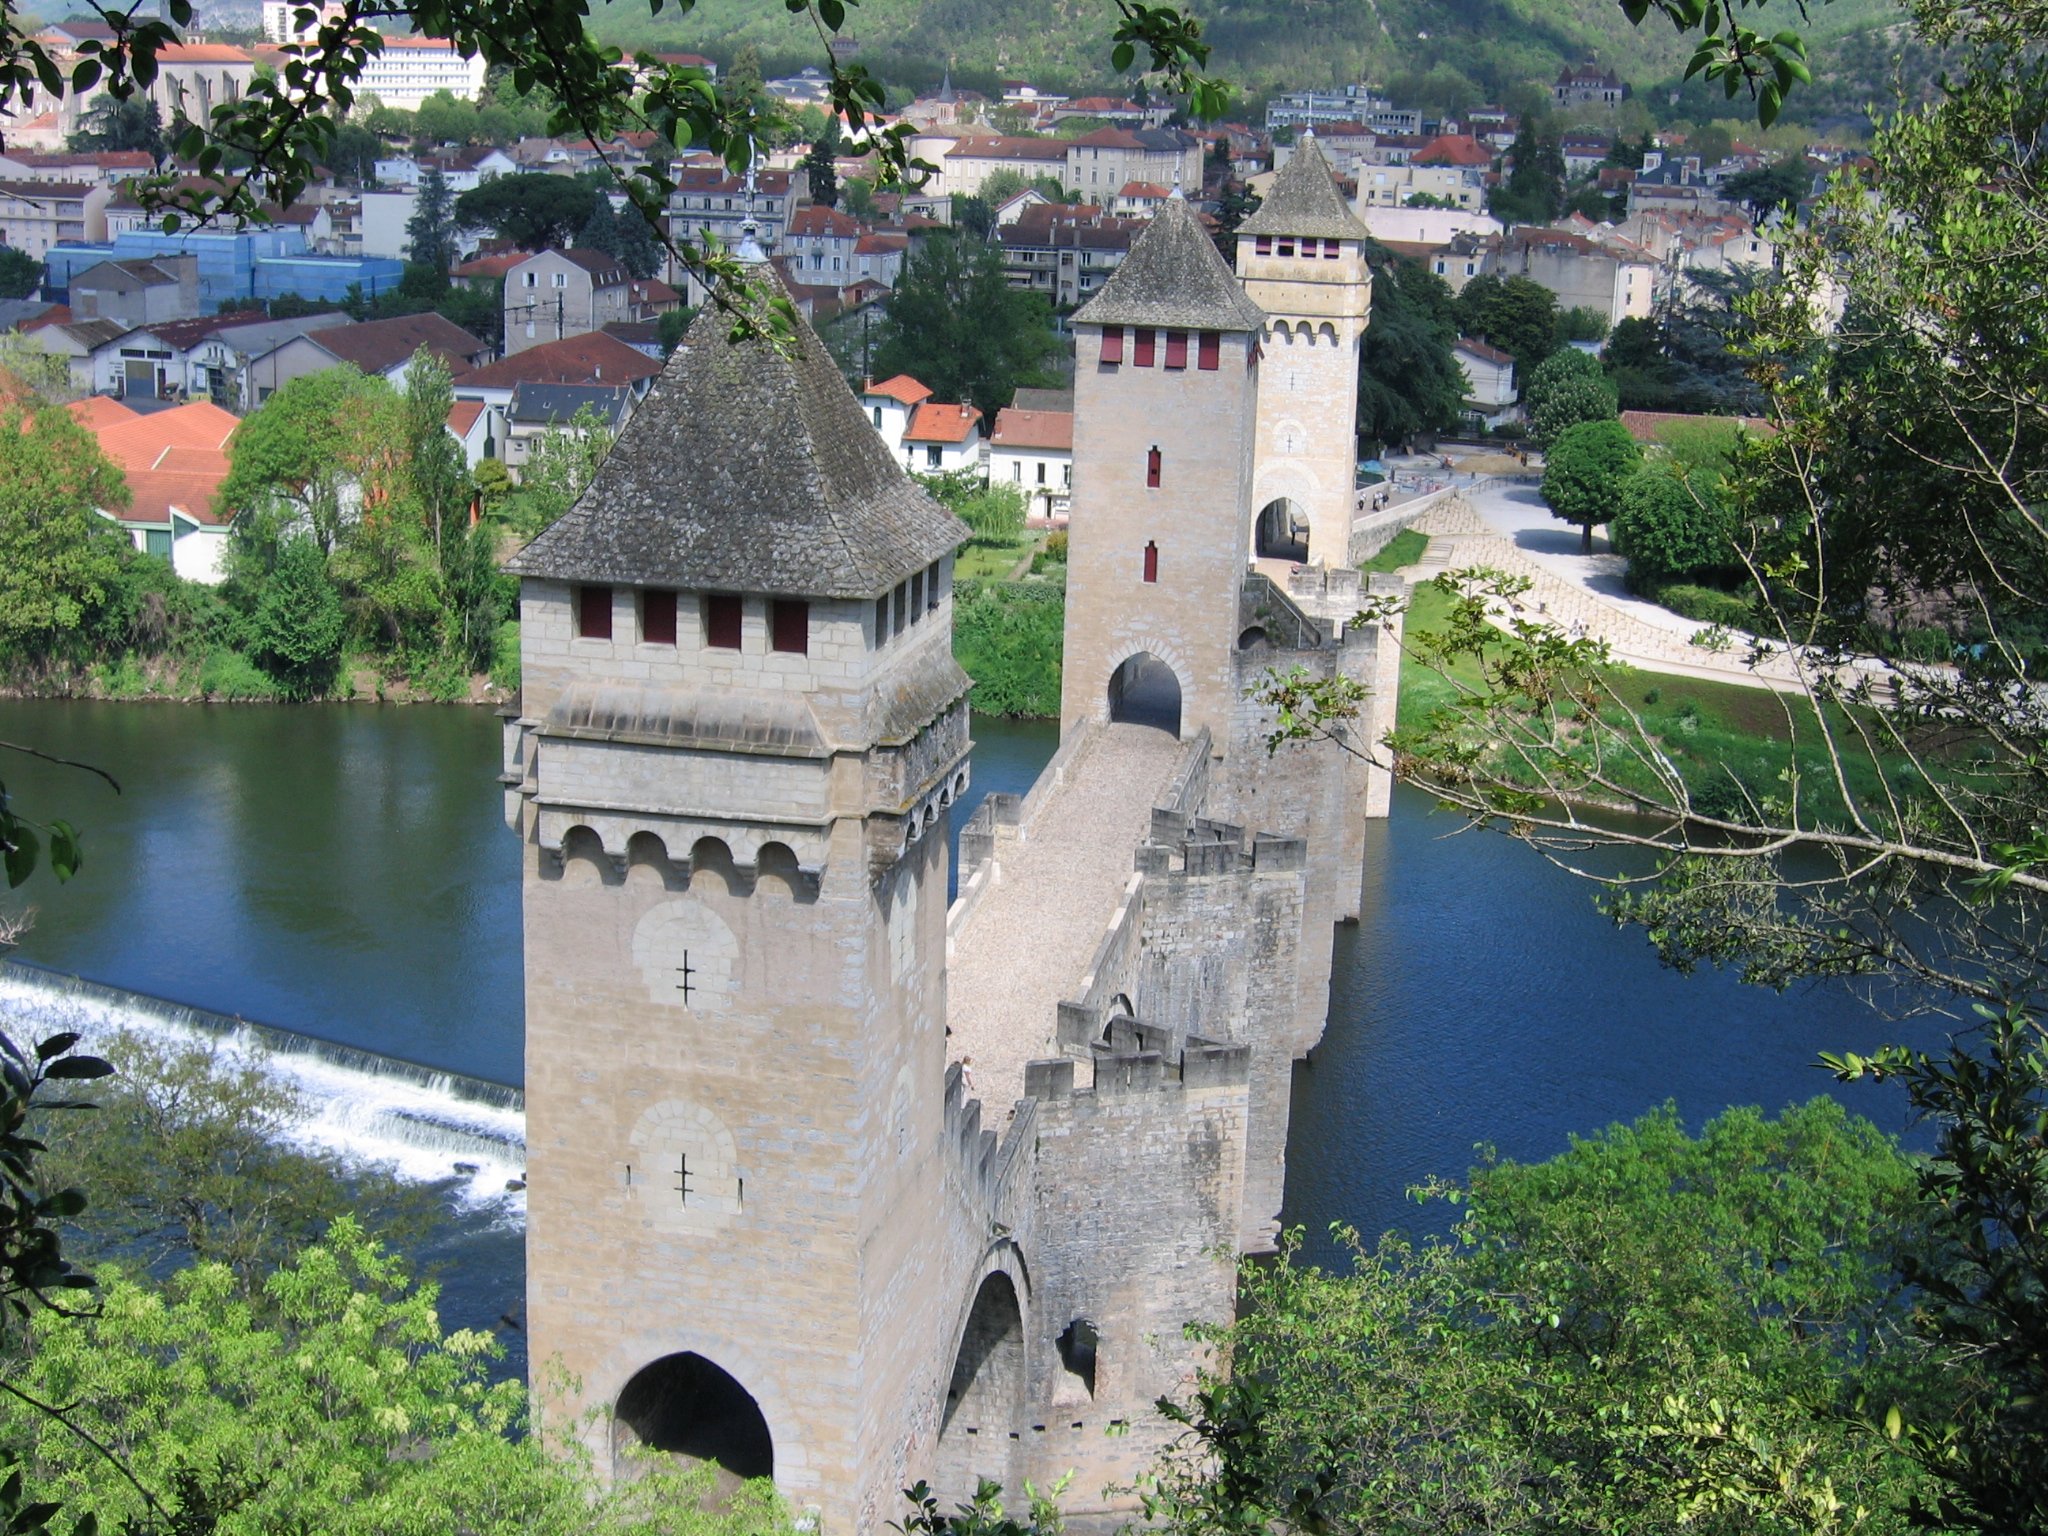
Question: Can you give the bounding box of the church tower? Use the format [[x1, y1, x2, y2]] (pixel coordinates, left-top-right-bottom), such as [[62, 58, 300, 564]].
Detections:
[[1234, 135, 1372, 568], [504, 291, 973, 1532], [1060, 195, 1268, 746]]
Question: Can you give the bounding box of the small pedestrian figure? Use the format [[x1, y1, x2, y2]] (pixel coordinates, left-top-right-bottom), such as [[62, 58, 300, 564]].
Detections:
[[960, 1056, 976, 1093]]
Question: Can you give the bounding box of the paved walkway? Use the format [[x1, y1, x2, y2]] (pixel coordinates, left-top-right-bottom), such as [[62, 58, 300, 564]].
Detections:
[[947, 722, 1184, 1116], [1404, 483, 1827, 693]]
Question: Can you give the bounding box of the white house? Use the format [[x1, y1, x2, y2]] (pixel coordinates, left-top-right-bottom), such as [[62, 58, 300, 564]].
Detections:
[[862, 374, 931, 455], [987, 404, 1073, 524], [71, 396, 238, 583], [901, 400, 983, 474], [356, 37, 490, 110], [1453, 338, 1519, 431]]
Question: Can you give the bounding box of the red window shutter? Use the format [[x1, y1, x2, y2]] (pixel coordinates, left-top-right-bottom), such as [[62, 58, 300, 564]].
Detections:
[[1100, 326, 1124, 364], [576, 585, 612, 640], [1134, 328, 1156, 366], [1146, 446, 1161, 488], [1323, 238, 1342, 259], [1197, 331, 1220, 370], [1278, 238, 1294, 257], [704, 593, 742, 649], [1164, 330, 1188, 369], [1255, 235, 1272, 255], [1142, 541, 1159, 583], [771, 599, 809, 655], [641, 588, 677, 645]]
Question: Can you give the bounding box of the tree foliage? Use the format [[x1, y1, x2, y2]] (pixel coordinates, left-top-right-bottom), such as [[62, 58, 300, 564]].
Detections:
[[1541, 417, 1640, 552], [1356, 250, 1465, 452], [1523, 347, 1617, 449], [871, 233, 1058, 419], [454, 173, 597, 251], [406, 165, 459, 276], [250, 535, 346, 698], [1455, 273, 1559, 373], [1144, 1103, 1928, 1536], [1610, 464, 1734, 590], [804, 116, 841, 209], [0, 406, 131, 662], [0, 248, 41, 301]]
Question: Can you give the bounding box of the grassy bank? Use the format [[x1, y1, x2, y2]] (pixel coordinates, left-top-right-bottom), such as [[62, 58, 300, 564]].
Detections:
[[1395, 581, 1901, 823]]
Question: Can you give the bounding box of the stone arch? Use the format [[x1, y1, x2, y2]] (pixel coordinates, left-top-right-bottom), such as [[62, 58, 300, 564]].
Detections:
[[631, 898, 740, 1013], [613, 1351, 773, 1488], [687, 836, 740, 896], [624, 1097, 743, 1226], [753, 841, 816, 904], [1055, 1318, 1100, 1399], [1254, 496, 1307, 562], [1237, 624, 1270, 651], [558, 824, 610, 887], [1102, 991, 1136, 1043], [934, 1270, 1027, 1499], [1107, 652, 1183, 737], [1318, 321, 1338, 345], [625, 830, 673, 887]]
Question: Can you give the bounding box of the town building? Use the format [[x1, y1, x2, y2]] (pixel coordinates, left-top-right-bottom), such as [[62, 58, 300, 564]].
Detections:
[[72, 396, 237, 582], [1265, 83, 1419, 135], [65, 255, 199, 326], [783, 204, 864, 288], [0, 178, 109, 256], [1064, 127, 1200, 201], [996, 204, 1141, 308], [502, 381, 637, 476], [900, 401, 983, 474], [1553, 60, 1627, 109], [665, 164, 797, 299], [503, 247, 634, 356], [354, 35, 489, 109], [243, 311, 492, 404], [83, 309, 352, 404], [1491, 225, 1655, 326], [451, 331, 661, 413], [862, 374, 931, 455], [1453, 337, 1518, 430], [987, 404, 1073, 523], [936, 135, 1072, 197]]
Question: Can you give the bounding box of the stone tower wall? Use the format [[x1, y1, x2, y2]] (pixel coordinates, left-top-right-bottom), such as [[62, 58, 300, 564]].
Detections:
[[1238, 242, 1371, 567], [1060, 324, 1258, 745]]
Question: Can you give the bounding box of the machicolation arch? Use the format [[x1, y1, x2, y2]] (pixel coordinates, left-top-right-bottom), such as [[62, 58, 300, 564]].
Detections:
[[613, 1351, 774, 1485]]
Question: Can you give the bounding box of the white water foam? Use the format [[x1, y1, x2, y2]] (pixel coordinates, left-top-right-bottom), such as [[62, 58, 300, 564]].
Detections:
[[0, 966, 529, 1220]]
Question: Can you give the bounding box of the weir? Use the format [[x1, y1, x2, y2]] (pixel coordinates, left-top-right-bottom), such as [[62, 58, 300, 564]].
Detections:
[[0, 963, 528, 1207]]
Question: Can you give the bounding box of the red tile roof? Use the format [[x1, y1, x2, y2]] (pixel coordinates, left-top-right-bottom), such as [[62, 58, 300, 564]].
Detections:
[[453, 332, 659, 389], [1454, 337, 1515, 365], [864, 374, 932, 406], [947, 135, 1072, 162], [1118, 181, 1171, 199], [453, 251, 531, 279], [903, 402, 982, 445], [990, 406, 1071, 451], [446, 400, 486, 437], [1415, 134, 1490, 168], [64, 396, 136, 432], [83, 399, 240, 527], [158, 42, 253, 63]]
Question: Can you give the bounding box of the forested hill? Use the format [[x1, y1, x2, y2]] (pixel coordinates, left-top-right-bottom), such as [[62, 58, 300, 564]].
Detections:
[[596, 0, 1918, 122]]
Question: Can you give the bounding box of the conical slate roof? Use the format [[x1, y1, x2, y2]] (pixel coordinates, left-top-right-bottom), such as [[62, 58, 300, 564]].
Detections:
[[1070, 196, 1266, 332], [1238, 135, 1369, 241], [507, 295, 969, 600]]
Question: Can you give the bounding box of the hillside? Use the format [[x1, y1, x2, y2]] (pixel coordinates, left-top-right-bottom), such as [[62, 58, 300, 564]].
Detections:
[[595, 0, 1921, 122]]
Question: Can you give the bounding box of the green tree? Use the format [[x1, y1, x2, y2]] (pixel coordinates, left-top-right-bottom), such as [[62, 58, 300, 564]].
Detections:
[[0, 331, 77, 402], [920, 471, 1025, 544], [1557, 304, 1609, 343], [67, 93, 165, 163], [843, 176, 878, 221], [980, 167, 1029, 207], [578, 189, 624, 260], [657, 306, 696, 355], [1356, 250, 1465, 452], [0, 246, 40, 300], [1723, 156, 1810, 221], [0, 1219, 792, 1534], [616, 199, 665, 280], [220, 366, 406, 577], [1489, 110, 1564, 224], [1541, 417, 1640, 552], [1688, 122, 1735, 165], [952, 194, 996, 241], [1609, 463, 1734, 589], [509, 408, 616, 537], [251, 535, 346, 697], [1146, 1102, 1928, 1536], [454, 173, 597, 251], [328, 121, 383, 184], [41, 1027, 436, 1296], [1455, 272, 1559, 371], [871, 232, 1058, 418], [804, 116, 842, 208], [1523, 347, 1617, 449], [0, 405, 130, 663], [406, 164, 459, 277]]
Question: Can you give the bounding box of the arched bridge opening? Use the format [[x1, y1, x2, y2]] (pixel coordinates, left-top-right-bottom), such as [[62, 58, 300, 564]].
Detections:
[[614, 1351, 774, 1490], [1255, 496, 1309, 563], [935, 1271, 1026, 1499], [1107, 652, 1183, 738]]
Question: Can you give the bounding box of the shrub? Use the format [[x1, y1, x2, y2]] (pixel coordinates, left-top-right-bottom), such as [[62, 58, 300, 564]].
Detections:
[[196, 647, 279, 701], [1611, 465, 1737, 590], [1896, 626, 1955, 664], [1656, 583, 1756, 628], [250, 536, 346, 699], [490, 619, 522, 692], [951, 579, 1063, 717], [1524, 348, 1617, 450]]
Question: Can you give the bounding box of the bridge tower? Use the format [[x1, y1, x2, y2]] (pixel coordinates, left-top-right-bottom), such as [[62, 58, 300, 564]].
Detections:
[[1234, 135, 1373, 569], [503, 292, 973, 1533], [1060, 194, 1269, 747]]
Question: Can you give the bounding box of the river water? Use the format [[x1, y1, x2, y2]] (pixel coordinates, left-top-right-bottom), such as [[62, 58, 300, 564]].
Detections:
[[0, 700, 1935, 1353]]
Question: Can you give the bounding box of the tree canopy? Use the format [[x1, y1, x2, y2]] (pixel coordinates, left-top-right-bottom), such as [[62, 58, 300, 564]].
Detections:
[[871, 232, 1059, 419], [1541, 417, 1641, 552], [1356, 250, 1465, 452], [1523, 346, 1617, 450], [454, 173, 598, 251], [1455, 273, 1559, 374], [0, 405, 131, 661]]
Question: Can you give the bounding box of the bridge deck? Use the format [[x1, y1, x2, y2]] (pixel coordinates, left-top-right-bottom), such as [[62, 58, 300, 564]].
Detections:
[[947, 722, 1185, 1117]]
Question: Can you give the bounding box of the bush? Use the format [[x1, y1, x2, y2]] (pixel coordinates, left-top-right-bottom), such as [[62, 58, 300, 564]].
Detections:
[[1610, 465, 1736, 590], [1656, 583, 1756, 628], [195, 647, 279, 701], [951, 579, 1063, 717], [490, 619, 522, 691], [1523, 348, 1617, 450], [1896, 626, 1955, 664], [250, 536, 346, 699]]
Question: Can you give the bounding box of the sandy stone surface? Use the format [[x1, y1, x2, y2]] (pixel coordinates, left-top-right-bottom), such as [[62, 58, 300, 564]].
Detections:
[[946, 722, 1184, 1116]]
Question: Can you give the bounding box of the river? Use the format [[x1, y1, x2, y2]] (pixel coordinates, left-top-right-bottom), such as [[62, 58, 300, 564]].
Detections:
[[0, 700, 1935, 1360]]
